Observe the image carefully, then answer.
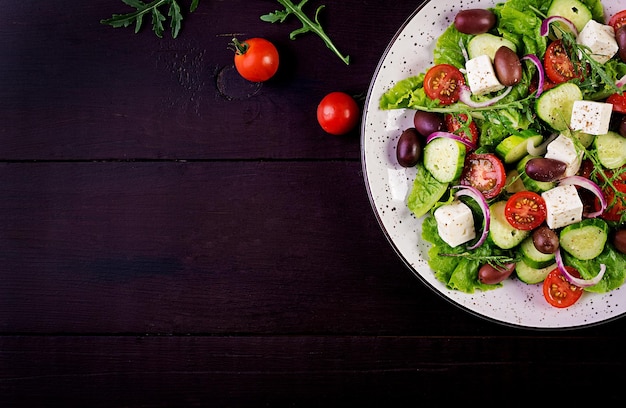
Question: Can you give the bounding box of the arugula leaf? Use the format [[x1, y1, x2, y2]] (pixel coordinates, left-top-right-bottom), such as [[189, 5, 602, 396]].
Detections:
[[261, 0, 350, 65], [101, 0, 199, 39]]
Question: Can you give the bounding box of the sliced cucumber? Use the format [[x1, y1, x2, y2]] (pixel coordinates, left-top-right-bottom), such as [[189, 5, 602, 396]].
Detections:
[[559, 218, 609, 260], [547, 0, 593, 33], [594, 131, 626, 169], [520, 237, 556, 269], [488, 201, 530, 249], [495, 131, 543, 164], [535, 83, 582, 131], [516, 155, 556, 193], [516, 259, 557, 285], [467, 33, 517, 61], [572, 130, 595, 148], [423, 137, 466, 183], [505, 169, 526, 194]]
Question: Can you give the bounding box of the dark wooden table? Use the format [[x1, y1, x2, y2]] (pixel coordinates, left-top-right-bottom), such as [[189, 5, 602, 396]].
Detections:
[[2, 0, 625, 405]]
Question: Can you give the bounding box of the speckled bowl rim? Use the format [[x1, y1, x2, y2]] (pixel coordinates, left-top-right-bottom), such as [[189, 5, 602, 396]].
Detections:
[[361, 0, 626, 330]]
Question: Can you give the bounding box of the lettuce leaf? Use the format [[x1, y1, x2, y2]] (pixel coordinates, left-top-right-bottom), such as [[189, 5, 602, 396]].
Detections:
[[433, 25, 471, 69], [406, 163, 449, 218], [492, 0, 547, 58], [563, 245, 626, 293], [378, 74, 429, 110]]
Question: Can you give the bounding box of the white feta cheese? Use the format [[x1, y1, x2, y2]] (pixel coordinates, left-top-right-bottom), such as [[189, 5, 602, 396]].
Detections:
[[570, 100, 613, 135], [544, 133, 583, 177], [433, 200, 476, 248], [541, 185, 583, 229], [465, 54, 505, 96], [577, 20, 619, 64]]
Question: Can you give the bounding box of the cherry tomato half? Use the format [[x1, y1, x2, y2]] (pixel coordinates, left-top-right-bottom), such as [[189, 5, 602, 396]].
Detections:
[[609, 10, 626, 32], [460, 153, 506, 199], [607, 93, 626, 114], [316, 92, 360, 136], [445, 113, 479, 148], [423, 64, 465, 105], [504, 191, 547, 230], [543, 40, 581, 84], [231, 37, 279, 82], [543, 266, 584, 308]]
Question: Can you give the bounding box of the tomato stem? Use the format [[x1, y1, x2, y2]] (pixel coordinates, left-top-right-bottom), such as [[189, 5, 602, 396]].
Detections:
[[230, 37, 249, 55]]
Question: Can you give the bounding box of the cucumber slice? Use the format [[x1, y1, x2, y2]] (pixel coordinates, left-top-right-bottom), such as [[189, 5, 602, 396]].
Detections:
[[520, 237, 556, 269], [547, 0, 593, 32], [535, 83, 582, 131], [423, 137, 466, 183], [495, 131, 543, 164], [594, 131, 626, 169], [572, 130, 595, 148], [516, 259, 557, 285], [488, 201, 530, 249], [516, 155, 556, 193], [467, 33, 517, 61], [559, 218, 609, 260]]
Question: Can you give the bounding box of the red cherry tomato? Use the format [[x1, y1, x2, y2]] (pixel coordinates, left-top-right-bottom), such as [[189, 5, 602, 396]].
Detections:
[[445, 113, 479, 148], [460, 153, 506, 199], [504, 191, 547, 230], [231, 37, 279, 82], [543, 40, 581, 84], [594, 167, 626, 222], [607, 93, 626, 114], [316, 92, 360, 135], [609, 9, 626, 32], [543, 266, 584, 308], [423, 64, 465, 105]]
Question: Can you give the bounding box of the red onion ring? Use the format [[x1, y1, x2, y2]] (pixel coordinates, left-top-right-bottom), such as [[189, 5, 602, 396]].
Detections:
[[555, 249, 606, 288], [453, 185, 490, 250], [458, 84, 513, 108], [426, 131, 477, 150], [616, 74, 626, 89], [521, 54, 545, 97], [559, 176, 607, 218], [540, 16, 579, 37]]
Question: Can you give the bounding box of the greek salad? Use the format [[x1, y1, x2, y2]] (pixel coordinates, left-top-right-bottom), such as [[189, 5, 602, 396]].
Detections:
[[379, 0, 626, 308]]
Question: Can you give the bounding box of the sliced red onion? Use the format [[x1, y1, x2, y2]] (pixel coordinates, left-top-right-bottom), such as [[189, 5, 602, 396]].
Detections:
[[453, 185, 490, 250], [616, 74, 626, 89], [521, 54, 545, 97], [555, 249, 606, 288], [426, 131, 477, 150], [540, 16, 578, 37], [459, 38, 469, 63], [559, 176, 607, 217], [526, 133, 558, 156], [458, 84, 513, 108]]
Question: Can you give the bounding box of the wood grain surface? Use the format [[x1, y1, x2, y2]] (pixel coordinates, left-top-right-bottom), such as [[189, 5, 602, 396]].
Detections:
[[1, 0, 625, 406]]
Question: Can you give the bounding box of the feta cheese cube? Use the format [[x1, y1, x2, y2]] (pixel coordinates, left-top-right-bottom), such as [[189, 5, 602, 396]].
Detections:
[[570, 100, 613, 135], [541, 185, 583, 229], [433, 201, 476, 248], [544, 133, 583, 177], [465, 54, 505, 96], [577, 20, 619, 64]]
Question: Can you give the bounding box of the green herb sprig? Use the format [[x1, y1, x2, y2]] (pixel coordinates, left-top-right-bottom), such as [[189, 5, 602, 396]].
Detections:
[[261, 0, 350, 65], [440, 252, 519, 269], [101, 0, 200, 39]]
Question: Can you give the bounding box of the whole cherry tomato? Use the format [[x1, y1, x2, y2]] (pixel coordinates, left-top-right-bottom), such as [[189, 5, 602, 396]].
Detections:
[[316, 92, 360, 135], [231, 37, 279, 82]]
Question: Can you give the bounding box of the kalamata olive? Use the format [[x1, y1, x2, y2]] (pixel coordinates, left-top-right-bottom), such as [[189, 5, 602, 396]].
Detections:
[[615, 26, 626, 63], [525, 157, 567, 182], [396, 128, 422, 167], [413, 110, 444, 137], [532, 225, 560, 254], [454, 9, 497, 35], [494, 46, 522, 86], [620, 116, 626, 138], [478, 262, 515, 285], [614, 230, 626, 254]]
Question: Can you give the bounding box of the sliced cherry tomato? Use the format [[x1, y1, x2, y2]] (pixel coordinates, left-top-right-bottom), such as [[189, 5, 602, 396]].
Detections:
[[594, 167, 626, 222], [504, 191, 547, 230], [423, 64, 465, 105], [445, 113, 479, 148], [460, 153, 506, 199], [543, 266, 584, 308], [231, 37, 279, 82], [609, 10, 626, 32], [316, 92, 360, 136], [528, 73, 556, 95], [607, 93, 626, 114], [544, 40, 581, 84]]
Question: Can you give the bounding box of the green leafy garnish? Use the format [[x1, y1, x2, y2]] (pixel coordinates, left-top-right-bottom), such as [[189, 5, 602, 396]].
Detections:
[[101, 0, 200, 39], [261, 0, 350, 65]]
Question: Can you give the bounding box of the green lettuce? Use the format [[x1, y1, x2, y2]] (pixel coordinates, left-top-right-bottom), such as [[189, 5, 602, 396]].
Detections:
[[406, 163, 449, 218], [433, 25, 472, 69], [378, 74, 430, 110], [563, 245, 626, 293], [492, 0, 547, 58]]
